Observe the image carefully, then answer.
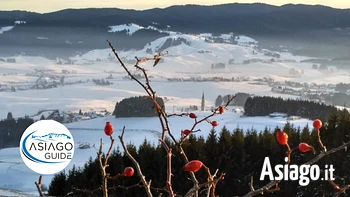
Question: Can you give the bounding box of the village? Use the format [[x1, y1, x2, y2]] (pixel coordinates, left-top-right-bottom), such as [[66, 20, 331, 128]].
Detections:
[[29, 109, 111, 124]]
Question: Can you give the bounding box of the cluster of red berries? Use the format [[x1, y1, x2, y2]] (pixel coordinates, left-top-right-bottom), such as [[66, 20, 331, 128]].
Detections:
[[181, 107, 226, 172], [182, 108, 223, 137], [276, 119, 322, 153]]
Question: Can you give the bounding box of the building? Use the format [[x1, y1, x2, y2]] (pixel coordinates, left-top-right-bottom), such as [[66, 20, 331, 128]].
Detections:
[[201, 91, 205, 111], [269, 112, 288, 118]]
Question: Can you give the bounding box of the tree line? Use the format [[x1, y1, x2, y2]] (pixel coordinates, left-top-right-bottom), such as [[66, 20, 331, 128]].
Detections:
[[215, 93, 250, 107], [48, 109, 350, 197], [112, 96, 165, 117], [244, 96, 339, 120], [0, 113, 34, 149], [325, 92, 350, 108]]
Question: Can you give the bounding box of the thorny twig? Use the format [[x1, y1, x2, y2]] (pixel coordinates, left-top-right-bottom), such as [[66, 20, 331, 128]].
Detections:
[[98, 135, 115, 197], [324, 166, 350, 197], [119, 126, 153, 197], [108, 40, 195, 196], [203, 166, 222, 197], [184, 171, 225, 197], [314, 127, 350, 197], [160, 139, 175, 197], [316, 127, 327, 152], [73, 181, 169, 195], [35, 175, 44, 196], [107, 40, 232, 197], [243, 127, 350, 197]]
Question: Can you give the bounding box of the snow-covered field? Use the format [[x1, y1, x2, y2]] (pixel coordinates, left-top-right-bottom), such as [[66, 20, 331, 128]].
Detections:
[[0, 26, 348, 195], [0, 111, 313, 195], [0, 33, 347, 119]]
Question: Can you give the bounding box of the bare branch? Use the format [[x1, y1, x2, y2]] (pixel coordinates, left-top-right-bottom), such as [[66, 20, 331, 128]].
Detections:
[[243, 141, 350, 197], [107, 40, 200, 196], [35, 175, 44, 196], [160, 139, 175, 197], [119, 126, 153, 197], [333, 184, 350, 197], [189, 96, 236, 133], [73, 181, 168, 195], [167, 113, 190, 117], [316, 128, 327, 152]]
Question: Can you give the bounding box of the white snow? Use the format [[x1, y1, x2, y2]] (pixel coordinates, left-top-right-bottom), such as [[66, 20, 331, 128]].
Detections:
[[108, 23, 144, 35], [200, 33, 212, 37], [36, 37, 49, 40], [0, 26, 14, 34], [0, 30, 347, 119], [14, 21, 26, 25], [235, 35, 258, 44], [0, 26, 347, 195], [108, 23, 177, 36]]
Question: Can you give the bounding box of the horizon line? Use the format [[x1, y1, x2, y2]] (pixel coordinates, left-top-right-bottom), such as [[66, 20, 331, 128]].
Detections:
[[0, 2, 348, 14]]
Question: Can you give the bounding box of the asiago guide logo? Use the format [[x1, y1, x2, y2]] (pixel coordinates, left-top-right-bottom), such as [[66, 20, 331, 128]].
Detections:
[[19, 120, 75, 175]]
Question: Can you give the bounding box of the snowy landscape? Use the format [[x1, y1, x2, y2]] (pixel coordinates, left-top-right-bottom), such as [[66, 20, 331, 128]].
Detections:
[[0, 19, 350, 196]]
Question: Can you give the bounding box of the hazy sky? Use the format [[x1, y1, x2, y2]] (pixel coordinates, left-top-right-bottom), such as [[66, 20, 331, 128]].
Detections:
[[1, 0, 349, 13]]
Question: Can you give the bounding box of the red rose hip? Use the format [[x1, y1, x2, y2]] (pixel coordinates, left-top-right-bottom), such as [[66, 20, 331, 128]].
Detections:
[[184, 160, 203, 172], [104, 122, 114, 136], [123, 167, 134, 177], [182, 129, 192, 135], [219, 106, 224, 114], [313, 119, 322, 129], [211, 121, 219, 127], [299, 143, 313, 153], [189, 113, 197, 119], [276, 130, 288, 145]]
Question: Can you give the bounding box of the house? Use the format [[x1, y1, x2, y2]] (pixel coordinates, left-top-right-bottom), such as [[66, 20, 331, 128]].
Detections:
[[287, 116, 302, 120], [269, 112, 288, 118]]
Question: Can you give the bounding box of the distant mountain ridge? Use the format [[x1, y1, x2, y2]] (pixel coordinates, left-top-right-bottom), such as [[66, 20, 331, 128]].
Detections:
[[1, 3, 350, 34], [1, 3, 350, 59]]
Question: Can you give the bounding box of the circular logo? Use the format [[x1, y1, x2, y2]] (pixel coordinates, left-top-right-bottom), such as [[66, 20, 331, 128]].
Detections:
[[19, 120, 75, 175]]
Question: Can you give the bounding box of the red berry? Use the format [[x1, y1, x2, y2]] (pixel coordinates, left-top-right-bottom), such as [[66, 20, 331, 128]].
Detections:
[[313, 119, 322, 129], [104, 122, 114, 136], [182, 129, 192, 135], [219, 106, 224, 114], [123, 167, 134, 177], [299, 143, 313, 153], [276, 130, 288, 145], [189, 113, 197, 119], [183, 160, 203, 172], [211, 121, 219, 127]]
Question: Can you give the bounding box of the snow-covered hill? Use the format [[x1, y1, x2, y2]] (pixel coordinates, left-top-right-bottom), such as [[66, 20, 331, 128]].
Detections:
[[0, 21, 26, 34], [0, 26, 14, 34], [0, 26, 348, 119]]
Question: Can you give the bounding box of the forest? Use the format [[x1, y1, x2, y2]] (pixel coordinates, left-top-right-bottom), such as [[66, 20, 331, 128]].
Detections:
[[48, 109, 350, 197], [0, 113, 34, 148], [112, 96, 165, 117], [244, 96, 338, 120]]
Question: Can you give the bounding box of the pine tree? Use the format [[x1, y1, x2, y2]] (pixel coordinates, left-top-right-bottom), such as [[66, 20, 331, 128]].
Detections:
[[215, 95, 223, 106], [300, 125, 311, 142], [217, 126, 232, 170], [204, 128, 218, 169], [48, 171, 67, 196], [6, 112, 13, 120]]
